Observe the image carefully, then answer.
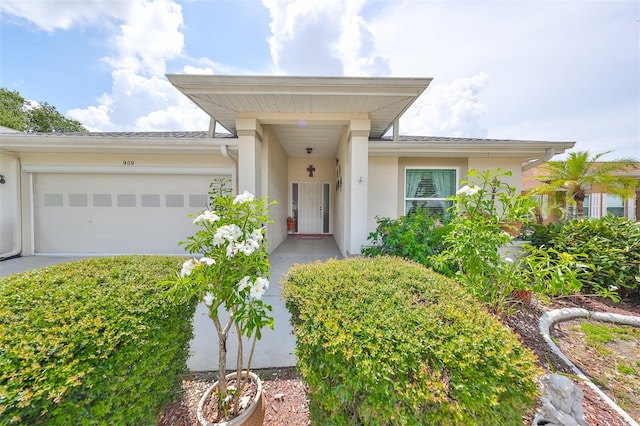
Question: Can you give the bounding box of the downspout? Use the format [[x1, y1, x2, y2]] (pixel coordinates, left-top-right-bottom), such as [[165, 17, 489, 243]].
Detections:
[[522, 148, 555, 172], [0, 150, 22, 259], [221, 144, 238, 193], [210, 117, 239, 192]]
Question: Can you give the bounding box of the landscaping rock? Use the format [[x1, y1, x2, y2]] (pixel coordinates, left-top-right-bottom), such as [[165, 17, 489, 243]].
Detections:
[[534, 373, 587, 426]]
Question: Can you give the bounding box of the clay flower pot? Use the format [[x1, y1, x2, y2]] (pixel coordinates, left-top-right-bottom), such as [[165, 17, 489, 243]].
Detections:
[[197, 371, 265, 426]]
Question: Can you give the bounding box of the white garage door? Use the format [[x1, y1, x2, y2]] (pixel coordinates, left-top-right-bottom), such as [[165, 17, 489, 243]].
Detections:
[[34, 173, 227, 254]]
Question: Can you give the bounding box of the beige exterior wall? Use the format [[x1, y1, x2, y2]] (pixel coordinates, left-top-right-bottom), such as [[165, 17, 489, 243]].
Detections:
[[287, 156, 335, 183], [367, 157, 398, 235], [262, 126, 289, 251], [333, 128, 349, 255], [18, 152, 232, 169], [0, 151, 21, 257], [467, 157, 523, 192]]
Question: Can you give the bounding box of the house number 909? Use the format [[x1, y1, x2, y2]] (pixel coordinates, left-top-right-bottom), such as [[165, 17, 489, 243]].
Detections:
[[122, 160, 135, 166]]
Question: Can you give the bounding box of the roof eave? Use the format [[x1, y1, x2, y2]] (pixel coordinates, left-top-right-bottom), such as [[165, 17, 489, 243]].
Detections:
[[368, 140, 576, 159], [0, 134, 238, 154]]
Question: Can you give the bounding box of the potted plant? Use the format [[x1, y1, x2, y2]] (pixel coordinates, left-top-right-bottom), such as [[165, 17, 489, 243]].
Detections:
[[168, 191, 275, 425], [286, 216, 296, 232]]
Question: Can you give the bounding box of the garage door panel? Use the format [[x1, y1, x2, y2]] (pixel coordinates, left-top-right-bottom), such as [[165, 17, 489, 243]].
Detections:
[[34, 173, 224, 254]]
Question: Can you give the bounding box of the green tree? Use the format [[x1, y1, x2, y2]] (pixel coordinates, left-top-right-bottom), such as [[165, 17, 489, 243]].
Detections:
[[0, 87, 87, 133], [0, 88, 27, 131], [531, 151, 637, 218], [25, 101, 86, 133]]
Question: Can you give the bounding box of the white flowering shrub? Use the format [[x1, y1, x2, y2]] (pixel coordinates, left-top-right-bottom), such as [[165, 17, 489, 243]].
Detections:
[[168, 191, 275, 415]]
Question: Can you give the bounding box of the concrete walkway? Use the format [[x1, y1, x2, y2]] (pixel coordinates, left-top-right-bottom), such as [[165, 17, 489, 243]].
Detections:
[[189, 236, 343, 371], [0, 236, 343, 371]]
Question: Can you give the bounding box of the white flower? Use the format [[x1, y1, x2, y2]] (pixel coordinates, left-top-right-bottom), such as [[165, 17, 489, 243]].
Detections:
[[249, 283, 266, 300], [237, 241, 256, 256], [213, 231, 225, 246], [255, 277, 269, 290], [180, 258, 200, 277], [249, 277, 269, 300], [238, 276, 251, 292], [504, 257, 514, 263], [203, 292, 214, 306], [251, 228, 264, 242], [214, 224, 242, 246], [199, 257, 215, 266], [193, 210, 220, 225], [233, 191, 254, 204], [226, 242, 239, 258], [456, 185, 481, 196], [227, 224, 243, 240], [609, 285, 618, 291]]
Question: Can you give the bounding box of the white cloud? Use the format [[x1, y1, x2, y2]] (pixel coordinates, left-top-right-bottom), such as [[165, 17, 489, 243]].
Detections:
[[401, 74, 489, 138], [67, 101, 112, 132], [106, 0, 184, 76], [135, 104, 208, 131], [183, 65, 214, 75], [0, 0, 131, 32], [68, 67, 209, 131], [261, 0, 389, 76]]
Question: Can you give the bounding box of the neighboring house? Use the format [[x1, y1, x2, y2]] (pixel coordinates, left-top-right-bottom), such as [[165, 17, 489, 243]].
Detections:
[[0, 75, 575, 259], [522, 162, 640, 222]]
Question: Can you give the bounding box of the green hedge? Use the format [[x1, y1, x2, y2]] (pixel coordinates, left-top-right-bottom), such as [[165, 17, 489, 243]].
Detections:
[[362, 209, 452, 271], [530, 215, 640, 297], [283, 257, 541, 425], [0, 256, 196, 425]]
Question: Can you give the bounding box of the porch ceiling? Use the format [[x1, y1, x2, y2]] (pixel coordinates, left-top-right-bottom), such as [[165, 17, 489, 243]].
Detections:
[[166, 75, 432, 147], [270, 123, 344, 158]]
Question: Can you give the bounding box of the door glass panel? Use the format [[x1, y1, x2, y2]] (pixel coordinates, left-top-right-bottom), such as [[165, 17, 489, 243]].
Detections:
[[323, 183, 330, 233]]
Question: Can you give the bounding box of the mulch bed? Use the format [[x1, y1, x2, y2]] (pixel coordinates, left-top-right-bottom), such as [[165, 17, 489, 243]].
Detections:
[[158, 294, 639, 425]]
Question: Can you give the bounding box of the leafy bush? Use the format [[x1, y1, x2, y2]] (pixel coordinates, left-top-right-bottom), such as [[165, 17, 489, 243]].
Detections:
[[531, 215, 640, 297], [0, 256, 196, 425], [362, 209, 452, 270], [283, 257, 541, 425]]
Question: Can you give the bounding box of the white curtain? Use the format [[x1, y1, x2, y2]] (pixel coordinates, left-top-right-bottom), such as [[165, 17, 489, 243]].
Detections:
[[431, 170, 454, 198], [405, 170, 422, 198]]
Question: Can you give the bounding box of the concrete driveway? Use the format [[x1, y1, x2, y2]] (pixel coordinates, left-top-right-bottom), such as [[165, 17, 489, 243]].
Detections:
[[0, 236, 343, 371]]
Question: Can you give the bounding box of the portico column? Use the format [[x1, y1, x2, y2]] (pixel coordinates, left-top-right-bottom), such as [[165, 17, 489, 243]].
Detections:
[[236, 118, 263, 196], [347, 119, 370, 255]]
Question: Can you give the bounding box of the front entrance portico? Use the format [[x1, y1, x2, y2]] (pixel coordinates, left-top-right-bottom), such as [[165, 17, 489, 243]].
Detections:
[[167, 75, 431, 257]]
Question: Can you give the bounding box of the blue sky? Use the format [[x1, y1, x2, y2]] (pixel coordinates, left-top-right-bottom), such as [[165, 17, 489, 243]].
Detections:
[[1, 0, 638, 159]]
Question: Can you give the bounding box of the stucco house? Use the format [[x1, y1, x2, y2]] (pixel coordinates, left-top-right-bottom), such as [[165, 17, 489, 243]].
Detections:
[[0, 75, 575, 259]]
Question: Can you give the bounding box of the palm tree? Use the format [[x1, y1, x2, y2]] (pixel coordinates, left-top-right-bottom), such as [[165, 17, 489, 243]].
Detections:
[[531, 151, 638, 219]]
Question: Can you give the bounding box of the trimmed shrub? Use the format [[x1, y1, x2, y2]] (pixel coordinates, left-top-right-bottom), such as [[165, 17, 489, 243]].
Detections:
[[362, 209, 452, 271], [283, 257, 541, 425], [530, 215, 640, 297], [0, 256, 196, 425]]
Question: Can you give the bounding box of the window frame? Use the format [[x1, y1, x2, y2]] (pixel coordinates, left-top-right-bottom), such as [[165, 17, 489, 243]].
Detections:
[[404, 166, 459, 216], [606, 194, 625, 217]]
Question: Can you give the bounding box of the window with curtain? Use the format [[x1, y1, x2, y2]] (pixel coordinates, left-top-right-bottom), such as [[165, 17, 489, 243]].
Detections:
[[582, 194, 590, 217], [405, 168, 456, 215], [607, 194, 624, 217]]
